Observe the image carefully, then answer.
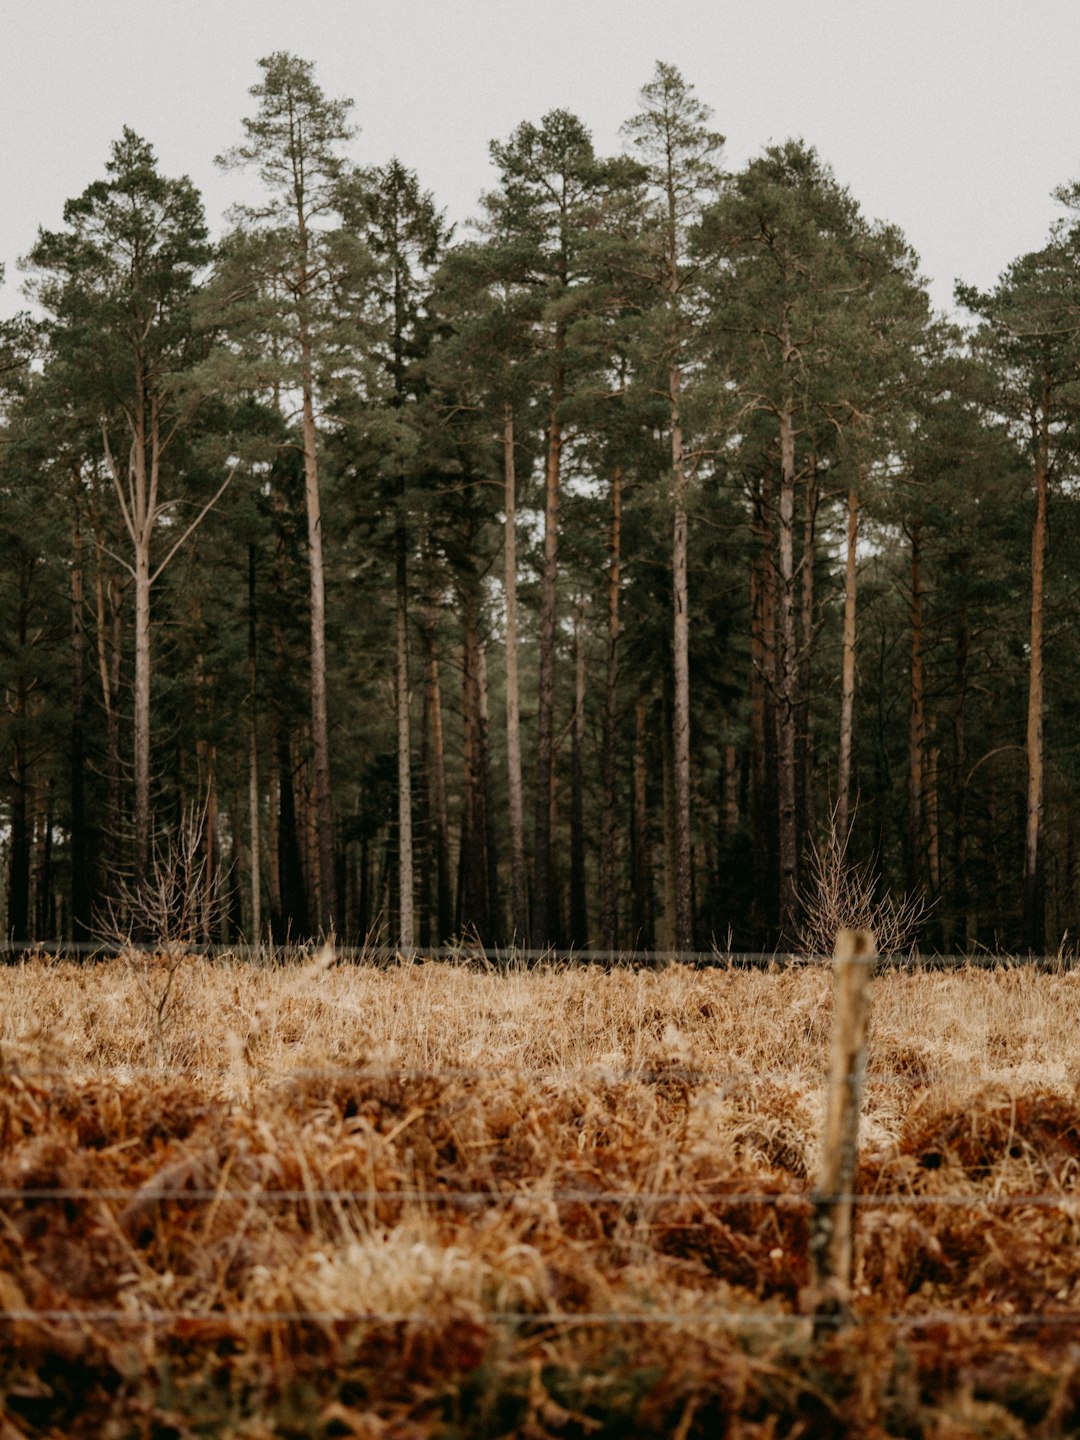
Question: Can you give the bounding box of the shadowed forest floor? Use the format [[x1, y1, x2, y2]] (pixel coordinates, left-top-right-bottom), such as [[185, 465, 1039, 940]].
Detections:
[[3, 956, 1080, 1437]]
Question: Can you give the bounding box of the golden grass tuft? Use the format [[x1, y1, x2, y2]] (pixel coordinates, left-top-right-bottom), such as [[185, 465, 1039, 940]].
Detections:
[[2, 956, 1080, 1436]]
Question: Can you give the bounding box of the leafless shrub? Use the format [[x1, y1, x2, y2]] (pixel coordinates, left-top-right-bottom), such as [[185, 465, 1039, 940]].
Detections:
[[797, 814, 928, 958], [95, 801, 229, 1064]]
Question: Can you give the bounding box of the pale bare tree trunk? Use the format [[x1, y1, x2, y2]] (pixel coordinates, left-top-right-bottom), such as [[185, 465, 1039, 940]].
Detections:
[[301, 374, 337, 934], [133, 541, 152, 892], [70, 501, 90, 939], [632, 695, 653, 949], [395, 513, 414, 949], [569, 599, 588, 947], [533, 381, 563, 945], [776, 401, 799, 940], [424, 617, 452, 944], [671, 365, 693, 952], [836, 486, 859, 844], [908, 526, 925, 894], [599, 463, 623, 953], [502, 403, 528, 943], [750, 469, 778, 940], [1023, 377, 1050, 952], [247, 545, 262, 944], [477, 642, 500, 940], [796, 460, 817, 844]]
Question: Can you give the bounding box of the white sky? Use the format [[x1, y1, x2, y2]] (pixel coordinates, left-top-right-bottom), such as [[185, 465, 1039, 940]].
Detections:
[[2, 0, 1078, 320]]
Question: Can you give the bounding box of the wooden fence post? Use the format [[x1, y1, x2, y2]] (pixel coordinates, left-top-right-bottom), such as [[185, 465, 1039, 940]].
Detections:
[[809, 926, 875, 1331]]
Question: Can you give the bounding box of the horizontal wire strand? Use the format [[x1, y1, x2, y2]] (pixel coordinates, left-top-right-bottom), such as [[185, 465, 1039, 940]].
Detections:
[[3, 1187, 1078, 1208], [1, 1307, 1078, 1330]]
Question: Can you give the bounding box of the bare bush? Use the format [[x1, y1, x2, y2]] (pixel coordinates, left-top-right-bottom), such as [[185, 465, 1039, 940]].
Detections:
[[95, 802, 229, 1064], [797, 816, 928, 958]]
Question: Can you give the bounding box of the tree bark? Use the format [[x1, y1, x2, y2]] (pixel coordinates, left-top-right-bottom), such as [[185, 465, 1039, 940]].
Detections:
[[533, 382, 563, 946], [301, 372, 337, 934], [632, 695, 654, 950], [836, 486, 859, 844], [1023, 373, 1050, 952], [599, 463, 623, 953], [569, 600, 589, 947], [670, 364, 694, 951], [423, 616, 453, 946], [247, 544, 262, 944], [502, 402, 528, 944], [796, 459, 817, 845], [70, 500, 91, 939], [908, 525, 926, 894], [776, 401, 800, 941], [750, 466, 779, 943], [395, 499, 414, 949]]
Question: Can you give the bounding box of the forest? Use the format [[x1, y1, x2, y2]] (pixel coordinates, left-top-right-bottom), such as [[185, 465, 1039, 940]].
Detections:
[[2, 53, 1079, 956]]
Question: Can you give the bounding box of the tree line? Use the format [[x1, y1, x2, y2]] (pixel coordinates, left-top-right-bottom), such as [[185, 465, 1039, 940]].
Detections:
[[3, 53, 1080, 955]]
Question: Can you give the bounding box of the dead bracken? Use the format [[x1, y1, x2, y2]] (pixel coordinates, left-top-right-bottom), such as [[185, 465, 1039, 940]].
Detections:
[[2, 956, 1080, 1437]]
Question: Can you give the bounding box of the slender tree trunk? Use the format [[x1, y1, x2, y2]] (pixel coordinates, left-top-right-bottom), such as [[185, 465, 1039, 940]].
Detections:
[[395, 499, 414, 949], [7, 665, 30, 942], [501, 403, 528, 945], [776, 402, 799, 940], [569, 600, 588, 947], [599, 463, 623, 953], [632, 694, 653, 949], [459, 579, 489, 939], [661, 688, 677, 950], [796, 460, 817, 846], [477, 642, 501, 942], [951, 600, 970, 948], [247, 545, 262, 944], [908, 525, 926, 894], [70, 503, 90, 939], [300, 371, 337, 934], [533, 378, 563, 945], [424, 615, 453, 944], [133, 539, 152, 893], [1023, 380, 1050, 952], [670, 364, 693, 951], [750, 466, 779, 943], [836, 486, 859, 843]]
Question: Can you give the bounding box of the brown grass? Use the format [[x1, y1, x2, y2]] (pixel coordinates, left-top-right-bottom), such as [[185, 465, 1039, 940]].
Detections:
[[2, 955, 1080, 1437]]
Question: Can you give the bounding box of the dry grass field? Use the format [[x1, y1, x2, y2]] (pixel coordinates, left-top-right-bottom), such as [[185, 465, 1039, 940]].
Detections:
[[3, 953, 1080, 1437]]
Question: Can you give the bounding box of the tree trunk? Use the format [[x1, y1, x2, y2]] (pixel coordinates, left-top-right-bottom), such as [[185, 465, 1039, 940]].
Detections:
[[459, 582, 489, 940], [533, 383, 563, 946], [836, 486, 859, 843], [951, 600, 970, 948], [750, 465, 779, 943], [7, 667, 30, 942], [670, 364, 694, 951], [599, 463, 623, 953], [425, 627, 453, 947], [776, 402, 799, 941], [395, 501, 414, 949], [133, 539, 152, 894], [301, 373, 337, 934], [247, 545, 262, 944], [631, 694, 654, 950], [569, 600, 588, 947], [796, 460, 817, 846], [502, 403, 528, 945], [70, 502, 91, 939], [477, 642, 501, 942], [1023, 378, 1050, 952], [908, 525, 926, 894]]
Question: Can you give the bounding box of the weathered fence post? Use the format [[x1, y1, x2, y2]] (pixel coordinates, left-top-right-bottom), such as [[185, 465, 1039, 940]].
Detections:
[[809, 926, 875, 1332]]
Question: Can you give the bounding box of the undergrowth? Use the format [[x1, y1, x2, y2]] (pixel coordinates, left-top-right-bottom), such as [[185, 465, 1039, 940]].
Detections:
[[2, 957, 1080, 1437]]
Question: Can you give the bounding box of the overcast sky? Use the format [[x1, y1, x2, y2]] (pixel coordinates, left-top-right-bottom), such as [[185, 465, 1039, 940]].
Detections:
[[3, 0, 1079, 320]]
